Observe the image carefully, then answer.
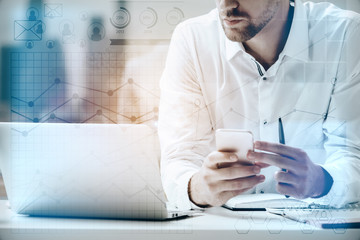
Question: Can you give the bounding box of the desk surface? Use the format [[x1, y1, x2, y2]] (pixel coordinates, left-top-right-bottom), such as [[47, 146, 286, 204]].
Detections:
[[0, 201, 359, 240]]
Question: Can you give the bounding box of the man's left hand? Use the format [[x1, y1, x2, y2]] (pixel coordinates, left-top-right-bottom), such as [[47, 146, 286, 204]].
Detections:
[[247, 141, 328, 199]]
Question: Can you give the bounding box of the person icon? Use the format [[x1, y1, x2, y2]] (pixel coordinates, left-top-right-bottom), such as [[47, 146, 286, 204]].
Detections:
[[29, 10, 37, 21], [62, 23, 72, 36], [80, 12, 88, 21], [91, 27, 102, 41], [36, 24, 43, 34], [47, 41, 54, 49], [26, 41, 34, 49], [79, 39, 86, 48], [61, 22, 75, 44]]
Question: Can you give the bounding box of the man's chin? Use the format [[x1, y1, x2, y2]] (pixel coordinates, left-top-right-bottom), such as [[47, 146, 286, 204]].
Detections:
[[223, 24, 258, 43], [224, 29, 250, 43]]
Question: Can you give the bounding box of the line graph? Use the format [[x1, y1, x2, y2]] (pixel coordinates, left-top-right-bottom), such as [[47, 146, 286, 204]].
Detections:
[[9, 50, 166, 130], [11, 78, 159, 123]]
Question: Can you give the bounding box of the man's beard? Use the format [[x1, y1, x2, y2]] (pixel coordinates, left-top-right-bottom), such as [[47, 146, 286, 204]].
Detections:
[[221, 20, 266, 42], [220, 1, 280, 42]]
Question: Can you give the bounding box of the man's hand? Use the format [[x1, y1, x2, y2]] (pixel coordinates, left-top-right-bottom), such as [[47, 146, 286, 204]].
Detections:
[[189, 151, 265, 207], [248, 141, 331, 199]]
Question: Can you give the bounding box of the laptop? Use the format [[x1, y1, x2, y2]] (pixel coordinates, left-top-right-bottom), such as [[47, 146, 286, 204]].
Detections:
[[0, 122, 194, 220]]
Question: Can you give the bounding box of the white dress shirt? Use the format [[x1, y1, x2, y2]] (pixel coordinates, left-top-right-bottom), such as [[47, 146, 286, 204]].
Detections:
[[158, 0, 360, 210]]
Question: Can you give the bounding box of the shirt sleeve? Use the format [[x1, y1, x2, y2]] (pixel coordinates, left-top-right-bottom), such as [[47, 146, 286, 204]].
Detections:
[[313, 19, 360, 207], [158, 23, 214, 210]]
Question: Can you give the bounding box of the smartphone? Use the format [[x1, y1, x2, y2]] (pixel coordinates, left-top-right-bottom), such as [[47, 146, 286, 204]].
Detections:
[[216, 129, 254, 163]]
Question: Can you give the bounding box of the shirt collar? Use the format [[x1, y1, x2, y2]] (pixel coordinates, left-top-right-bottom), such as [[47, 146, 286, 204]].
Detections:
[[281, 0, 310, 62], [223, 0, 310, 62], [222, 20, 245, 61], [224, 34, 245, 61], [217, 10, 245, 61]]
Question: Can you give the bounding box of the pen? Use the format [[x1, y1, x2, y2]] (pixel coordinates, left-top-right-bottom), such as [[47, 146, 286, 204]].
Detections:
[[278, 118, 289, 198], [268, 210, 307, 224], [323, 77, 337, 122], [281, 212, 308, 224]]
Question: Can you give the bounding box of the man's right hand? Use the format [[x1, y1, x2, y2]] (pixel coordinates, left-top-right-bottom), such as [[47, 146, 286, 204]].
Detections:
[[188, 151, 265, 207]]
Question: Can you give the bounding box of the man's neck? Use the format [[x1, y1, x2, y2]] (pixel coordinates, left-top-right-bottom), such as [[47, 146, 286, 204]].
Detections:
[[243, 2, 294, 71]]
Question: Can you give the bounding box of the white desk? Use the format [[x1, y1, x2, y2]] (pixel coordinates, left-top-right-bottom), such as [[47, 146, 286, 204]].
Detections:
[[0, 200, 359, 240]]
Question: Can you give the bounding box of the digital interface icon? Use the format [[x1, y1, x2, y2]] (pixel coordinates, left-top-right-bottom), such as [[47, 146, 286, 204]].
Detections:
[[79, 11, 88, 21], [110, 7, 131, 29], [25, 41, 34, 49], [88, 23, 106, 41], [14, 7, 45, 42], [139, 7, 158, 29], [9, 1, 210, 127], [27, 7, 39, 21], [46, 40, 55, 49], [166, 7, 184, 25], [59, 20, 75, 44], [79, 39, 86, 48], [44, 3, 63, 18], [14, 20, 44, 41]]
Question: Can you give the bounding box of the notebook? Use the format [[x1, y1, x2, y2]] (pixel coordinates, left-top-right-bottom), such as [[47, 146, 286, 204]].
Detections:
[[223, 193, 310, 211], [225, 193, 360, 229], [267, 203, 360, 229]]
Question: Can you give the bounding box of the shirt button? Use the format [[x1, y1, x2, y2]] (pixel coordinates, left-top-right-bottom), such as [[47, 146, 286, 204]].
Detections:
[[262, 77, 267, 81], [263, 120, 268, 125]]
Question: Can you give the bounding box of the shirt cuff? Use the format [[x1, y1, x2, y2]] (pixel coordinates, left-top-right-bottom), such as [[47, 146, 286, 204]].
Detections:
[[172, 170, 198, 211], [305, 163, 349, 207]]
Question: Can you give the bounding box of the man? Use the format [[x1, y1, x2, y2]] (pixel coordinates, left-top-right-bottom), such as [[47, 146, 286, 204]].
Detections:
[[158, 0, 360, 210]]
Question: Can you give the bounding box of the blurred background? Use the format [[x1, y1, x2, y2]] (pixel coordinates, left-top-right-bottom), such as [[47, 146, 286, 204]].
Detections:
[[0, 0, 216, 200], [0, 0, 215, 127], [0, 0, 359, 199]]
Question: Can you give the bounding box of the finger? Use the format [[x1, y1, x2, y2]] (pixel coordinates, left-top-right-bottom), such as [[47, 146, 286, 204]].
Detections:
[[206, 152, 238, 169], [254, 161, 271, 169], [220, 175, 265, 192], [254, 141, 308, 161], [217, 188, 253, 205], [274, 171, 299, 185], [276, 182, 308, 199], [218, 161, 254, 169], [213, 165, 261, 181], [248, 151, 300, 171], [276, 182, 297, 197]]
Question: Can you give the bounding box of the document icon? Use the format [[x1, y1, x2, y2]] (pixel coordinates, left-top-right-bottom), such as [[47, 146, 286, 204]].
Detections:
[[44, 4, 63, 18], [14, 20, 43, 41]]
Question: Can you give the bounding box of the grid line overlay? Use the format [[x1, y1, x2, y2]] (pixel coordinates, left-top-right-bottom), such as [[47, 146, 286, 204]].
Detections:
[[10, 49, 167, 126]]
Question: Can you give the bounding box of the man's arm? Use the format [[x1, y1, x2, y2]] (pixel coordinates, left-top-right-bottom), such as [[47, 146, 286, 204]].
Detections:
[[158, 22, 266, 209], [158, 23, 214, 209], [248, 20, 360, 207], [318, 19, 360, 206]]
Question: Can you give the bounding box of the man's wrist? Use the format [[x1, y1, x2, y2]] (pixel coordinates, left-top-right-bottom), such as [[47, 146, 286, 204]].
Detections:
[[188, 174, 210, 208], [313, 166, 334, 198]]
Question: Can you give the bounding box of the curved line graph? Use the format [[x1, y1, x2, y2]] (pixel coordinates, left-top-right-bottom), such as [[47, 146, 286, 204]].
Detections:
[[9, 51, 163, 128]]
